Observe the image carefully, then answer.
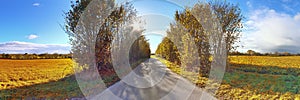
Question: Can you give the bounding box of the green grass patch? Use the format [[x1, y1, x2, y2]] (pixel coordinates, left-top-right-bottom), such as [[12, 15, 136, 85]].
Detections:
[[223, 71, 300, 94]]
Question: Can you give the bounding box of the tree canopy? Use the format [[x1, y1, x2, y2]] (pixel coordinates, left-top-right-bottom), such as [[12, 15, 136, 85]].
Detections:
[[65, 0, 150, 70], [156, 1, 243, 77]]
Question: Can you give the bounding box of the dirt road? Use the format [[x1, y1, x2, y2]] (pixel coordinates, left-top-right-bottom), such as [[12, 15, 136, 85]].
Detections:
[[91, 58, 216, 100]]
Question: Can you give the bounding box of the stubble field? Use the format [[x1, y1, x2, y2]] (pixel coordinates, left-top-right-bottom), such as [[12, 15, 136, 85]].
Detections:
[[0, 59, 83, 99], [1, 56, 300, 99]]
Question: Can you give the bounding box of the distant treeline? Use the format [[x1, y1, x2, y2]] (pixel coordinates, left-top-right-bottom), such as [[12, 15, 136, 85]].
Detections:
[[0, 53, 72, 59], [230, 50, 300, 56]]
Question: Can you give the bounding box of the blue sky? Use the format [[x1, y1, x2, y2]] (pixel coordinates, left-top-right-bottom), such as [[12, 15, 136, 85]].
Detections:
[[132, 0, 183, 53], [231, 0, 300, 53], [0, 0, 71, 44], [0, 0, 300, 54], [0, 0, 71, 54]]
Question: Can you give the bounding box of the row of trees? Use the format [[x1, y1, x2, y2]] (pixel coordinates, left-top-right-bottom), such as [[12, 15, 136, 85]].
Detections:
[[93, 3, 150, 71], [129, 36, 151, 64], [156, 38, 180, 64], [156, 1, 243, 77], [0, 53, 72, 59], [65, 0, 151, 87]]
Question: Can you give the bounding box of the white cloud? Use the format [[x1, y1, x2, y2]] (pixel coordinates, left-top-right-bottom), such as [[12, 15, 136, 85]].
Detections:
[[240, 8, 300, 53], [27, 34, 39, 39], [32, 3, 40, 7], [0, 41, 71, 54], [294, 13, 300, 21]]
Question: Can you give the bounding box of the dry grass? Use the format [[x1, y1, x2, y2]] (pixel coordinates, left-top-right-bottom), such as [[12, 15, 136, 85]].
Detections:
[[0, 59, 85, 99], [0, 59, 74, 90], [230, 56, 300, 68], [0, 58, 148, 99]]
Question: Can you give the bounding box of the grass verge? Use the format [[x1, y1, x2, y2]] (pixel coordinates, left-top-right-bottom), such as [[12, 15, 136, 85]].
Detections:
[[152, 55, 300, 100]]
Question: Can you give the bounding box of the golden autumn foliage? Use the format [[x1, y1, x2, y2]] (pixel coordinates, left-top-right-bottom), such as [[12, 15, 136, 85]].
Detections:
[[156, 1, 243, 77], [65, 0, 151, 87]]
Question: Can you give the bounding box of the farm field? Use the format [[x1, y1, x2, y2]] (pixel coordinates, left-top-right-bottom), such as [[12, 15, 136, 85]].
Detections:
[[1, 56, 300, 99], [0, 58, 148, 99], [153, 55, 300, 99], [223, 56, 300, 97], [230, 56, 300, 69], [0, 59, 74, 89], [0, 59, 83, 99]]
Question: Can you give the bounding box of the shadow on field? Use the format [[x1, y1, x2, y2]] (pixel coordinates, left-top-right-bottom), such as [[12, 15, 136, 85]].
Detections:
[[0, 59, 150, 99], [0, 75, 84, 99]]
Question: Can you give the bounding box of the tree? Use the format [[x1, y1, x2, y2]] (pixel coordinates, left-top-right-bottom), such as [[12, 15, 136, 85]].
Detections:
[[210, 1, 243, 53], [65, 0, 114, 69], [4, 54, 10, 59], [65, 0, 150, 88], [229, 51, 244, 55], [156, 1, 243, 77], [209, 1, 243, 72], [282, 52, 291, 56], [247, 50, 256, 56], [129, 36, 151, 64], [156, 37, 180, 64], [95, 4, 129, 70], [0, 53, 5, 59], [181, 33, 200, 72]]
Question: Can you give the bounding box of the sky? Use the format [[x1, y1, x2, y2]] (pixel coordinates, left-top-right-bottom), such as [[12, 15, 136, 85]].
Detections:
[[234, 0, 300, 53], [0, 0, 300, 54], [133, 0, 183, 53], [0, 0, 71, 54]]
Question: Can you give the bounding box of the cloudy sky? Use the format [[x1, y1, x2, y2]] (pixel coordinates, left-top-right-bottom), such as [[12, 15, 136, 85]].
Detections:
[[134, 0, 300, 53], [236, 0, 300, 53], [0, 0, 71, 54], [0, 0, 300, 54]]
